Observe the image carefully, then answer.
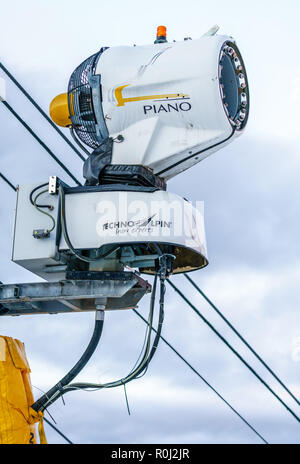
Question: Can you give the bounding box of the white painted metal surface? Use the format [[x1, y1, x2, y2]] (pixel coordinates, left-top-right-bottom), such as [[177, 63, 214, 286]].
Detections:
[[96, 35, 246, 179], [12, 183, 208, 280]]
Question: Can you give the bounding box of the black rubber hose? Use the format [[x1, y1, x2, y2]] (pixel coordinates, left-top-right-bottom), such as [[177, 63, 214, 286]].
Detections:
[[50, 273, 164, 396], [31, 311, 105, 412]]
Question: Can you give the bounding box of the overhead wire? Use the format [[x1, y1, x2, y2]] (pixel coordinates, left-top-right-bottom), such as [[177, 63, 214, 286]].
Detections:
[[0, 172, 16, 191], [43, 417, 73, 445], [1, 100, 81, 186], [167, 279, 300, 424], [0, 62, 86, 161], [133, 309, 268, 444], [184, 273, 300, 407]]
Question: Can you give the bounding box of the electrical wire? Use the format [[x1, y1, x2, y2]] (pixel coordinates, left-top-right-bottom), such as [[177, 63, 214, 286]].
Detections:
[[133, 309, 268, 444], [167, 279, 300, 425], [184, 273, 300, 408], [43, 417, 73, 445], [129, 284, 158, 373], [0, 62, 86, 162], [29, 182, 53, 209], [1, 100, 81, 186], [33, 189, 56, 233], [135, 269, 166, 380], [0, 172, 16, 191]]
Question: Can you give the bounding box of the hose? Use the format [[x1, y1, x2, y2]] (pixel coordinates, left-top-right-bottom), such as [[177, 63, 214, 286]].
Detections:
[[40, 260, 170, 410], [42, 274, 159, 408], [31, 310, 105, 412]]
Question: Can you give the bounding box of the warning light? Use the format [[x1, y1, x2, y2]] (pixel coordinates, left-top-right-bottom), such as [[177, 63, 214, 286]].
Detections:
[[155, 25, 167, 44]]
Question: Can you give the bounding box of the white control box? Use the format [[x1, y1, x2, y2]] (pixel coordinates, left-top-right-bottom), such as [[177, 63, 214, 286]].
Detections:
[[12, 182, 208, 281]]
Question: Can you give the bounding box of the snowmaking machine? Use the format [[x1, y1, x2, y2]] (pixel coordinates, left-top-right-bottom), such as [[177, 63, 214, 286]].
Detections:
[[0, 25, 249, 417]]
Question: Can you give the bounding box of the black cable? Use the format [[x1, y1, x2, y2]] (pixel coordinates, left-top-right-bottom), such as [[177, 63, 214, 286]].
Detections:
[[184, 273, 300, 407], [0, 172, 16, 191], [51, 270, 165, 398], [1, 101, 81, 186], [31, 311, 105, 412], [133, 309, 268, 444], [0, 62, 86, 161], [29, 182, 53, 210], [136, 269, 166, 380], [43, 417, 73, 444], [167, 279, 300, 424]]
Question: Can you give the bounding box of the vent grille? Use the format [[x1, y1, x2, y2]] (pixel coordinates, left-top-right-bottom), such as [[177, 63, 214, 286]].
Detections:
[[68, 49, 107, 149]]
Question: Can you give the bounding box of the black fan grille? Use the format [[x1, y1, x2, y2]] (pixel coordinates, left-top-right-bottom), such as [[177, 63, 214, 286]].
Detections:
[[68, 49, 106, 149]]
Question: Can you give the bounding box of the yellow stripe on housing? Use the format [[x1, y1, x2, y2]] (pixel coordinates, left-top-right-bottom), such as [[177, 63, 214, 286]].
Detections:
[[115, 84, 189, 107]]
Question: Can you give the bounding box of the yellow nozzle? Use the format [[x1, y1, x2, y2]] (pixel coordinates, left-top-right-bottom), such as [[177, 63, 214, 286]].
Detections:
[[49, 93, 71, 127]]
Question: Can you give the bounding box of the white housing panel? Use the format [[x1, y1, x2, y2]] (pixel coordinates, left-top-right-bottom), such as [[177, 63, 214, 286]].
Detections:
[[96, 35, 248, 179], [12, 184, 208, 280]]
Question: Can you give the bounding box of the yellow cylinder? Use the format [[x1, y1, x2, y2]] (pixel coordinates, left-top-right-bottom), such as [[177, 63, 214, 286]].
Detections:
[[49, 93, 71, 127]]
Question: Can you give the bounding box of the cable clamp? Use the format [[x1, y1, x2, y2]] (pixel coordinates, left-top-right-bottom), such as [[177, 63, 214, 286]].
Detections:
[[158, 253, 176, 279]]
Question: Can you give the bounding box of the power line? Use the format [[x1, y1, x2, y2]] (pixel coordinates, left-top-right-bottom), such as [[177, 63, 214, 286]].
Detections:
[[167, 279, 300, 424], [1, 100, 81, 186], [133, 309, 268, 444], [43, 417, 73, 444], [0, 172, 16, 191], [184, 273, 300, 407], [0, 62, 86, 162]]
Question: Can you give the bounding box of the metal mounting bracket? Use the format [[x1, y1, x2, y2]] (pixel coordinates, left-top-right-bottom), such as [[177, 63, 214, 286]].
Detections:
[[0, 272, 151, 316]]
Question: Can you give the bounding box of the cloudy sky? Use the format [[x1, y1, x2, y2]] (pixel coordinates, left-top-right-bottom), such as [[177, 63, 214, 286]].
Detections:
[[1, 0, 300, 444]]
